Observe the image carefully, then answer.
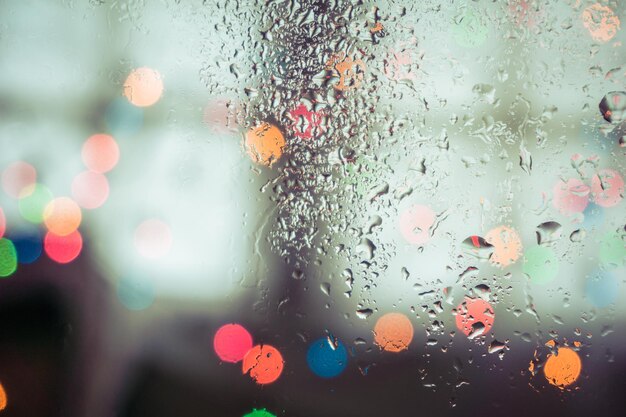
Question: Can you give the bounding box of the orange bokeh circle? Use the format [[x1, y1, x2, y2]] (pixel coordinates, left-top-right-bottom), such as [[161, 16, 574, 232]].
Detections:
[[242, 344, 284, 384], [544, 347, 582, 388], [123, 67, 164, 107], [0, 381, 6, 411], [373, 312, 414, 352], [244, 123, 285, 166], [485, 225, 523, 267], [43, 197, 82, 236], [581, 4, 620, 43], [82, 134, 120, 173]]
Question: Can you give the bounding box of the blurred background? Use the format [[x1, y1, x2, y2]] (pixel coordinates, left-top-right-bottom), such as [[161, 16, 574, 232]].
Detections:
[[0, 0, 625, 416]]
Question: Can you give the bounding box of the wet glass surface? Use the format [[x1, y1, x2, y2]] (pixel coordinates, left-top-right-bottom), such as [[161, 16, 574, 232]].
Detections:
[[0, 1, 625, 416]]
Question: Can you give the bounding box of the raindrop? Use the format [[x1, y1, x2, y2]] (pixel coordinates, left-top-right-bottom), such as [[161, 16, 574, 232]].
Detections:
[[356, 308, 373, 320], [599, 91, 626, 124], [536, 221, 562, 245]]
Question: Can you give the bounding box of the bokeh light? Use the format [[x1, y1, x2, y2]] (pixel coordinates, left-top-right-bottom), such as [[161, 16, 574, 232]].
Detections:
[[0, 206, 5, 238], [123, 67, 164, 107], [1, 161, 36, 199], [373, 312, 414, 352], [243, 409, 275, 417], [44, 230, 82, 264], [117, 275, 155, 311], [552, 178, 589, 216], [599, 232, 626, 268], [0, 238, 18, 278], [508, 0, 542, 28], [585, 269, 619, 308], [81, 133, 120, 173], [0, 1, 624, 415], [452, 8, 488, 48], [213, 323, 253, 363], [242, 344, 284, 385], [134, 219, 172, 259], [43, 197, 82, 236], [326, 53, 366, 91], [18, 183, 53, 224], [244, 123, 285, 167], [543, 347, 582, 388], [581, 4, 620, 43], [455, 297, 495, 338], [590, 169, 624, 208], [71, 171, 110, 209], [582, 202, 604, 230], [0, 381, 6, 411], [11, 230, 43, 264], [399, 204, 436, 245], [485, 226, 523, 267], [523, 245, 559, 284], [306, 337, 348, 378]]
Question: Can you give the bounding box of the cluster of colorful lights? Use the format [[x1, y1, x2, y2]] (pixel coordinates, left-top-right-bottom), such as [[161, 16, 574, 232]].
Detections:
[[213, 323, 284, 386], [0, 65, 169, 412], [0, 137, 115, 269], [235, 99, 620, 392], [0, 3, 623, 412], [0, 67, 165, 277], [230, 39, 622, 394], [0, 159, 85, 270], [216, 305, 583, 392], [553, 170, 624, 218]]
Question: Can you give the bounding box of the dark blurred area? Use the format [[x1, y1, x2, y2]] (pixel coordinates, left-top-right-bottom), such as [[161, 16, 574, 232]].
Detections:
[[1, 246, 626, 417]]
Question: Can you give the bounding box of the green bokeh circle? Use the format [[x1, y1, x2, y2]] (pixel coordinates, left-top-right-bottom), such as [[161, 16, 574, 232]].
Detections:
[[523, 245, 559, 284]]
